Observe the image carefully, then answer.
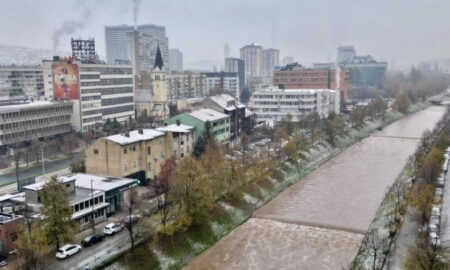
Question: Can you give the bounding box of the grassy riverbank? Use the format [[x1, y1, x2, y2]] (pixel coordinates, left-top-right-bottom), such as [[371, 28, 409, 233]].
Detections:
[[101, 102, 429, 270]]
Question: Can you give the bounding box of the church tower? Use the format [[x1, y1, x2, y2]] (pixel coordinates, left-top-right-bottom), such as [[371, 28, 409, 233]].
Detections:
[[149, 45, 170, 121]]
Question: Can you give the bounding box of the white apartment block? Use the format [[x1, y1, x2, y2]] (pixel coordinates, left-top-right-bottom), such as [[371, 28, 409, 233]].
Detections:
[[249, 87, 340, 126]]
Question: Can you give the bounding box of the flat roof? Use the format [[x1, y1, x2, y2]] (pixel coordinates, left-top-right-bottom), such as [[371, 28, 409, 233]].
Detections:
[[106, 129, 165, 145], [68, 187, 103, 205], [187, 108, 228, 122], [23, 177, 75, 191], [255, 87, 337, 94], [156, 124, 194, 133], [63, 173, 138, 192]]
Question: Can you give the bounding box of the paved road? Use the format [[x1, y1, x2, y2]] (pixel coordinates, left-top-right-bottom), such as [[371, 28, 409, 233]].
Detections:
[[0, 152, 84, 185], [48, 229, 130, 270]]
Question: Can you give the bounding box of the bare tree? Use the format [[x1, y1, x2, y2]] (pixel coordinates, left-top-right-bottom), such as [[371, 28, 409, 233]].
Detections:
[[63, 134, 79, 154], [360, 228, 389, 270], [124, 187, 140, 248]]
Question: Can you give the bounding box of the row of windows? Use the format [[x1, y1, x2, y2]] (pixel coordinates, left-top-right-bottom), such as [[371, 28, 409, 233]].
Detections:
[[102, 105, 134, 116], [213, 127, 229, 135], [81, 87, 133, 95], [73, 195, 104, 212], [82, 109, 102, 116], [0, 115, 70, 131], [81, 95, 101, 101], [83, 116, 102, 123], [252, 101, 316, 106], [0, 106, 72, 121], [80, 74, 100, 80], [101, 96, 134, 106], [0, 124, 71, 142], [80, 78, 133, 87], [275, 78, 329, 83], [79, 209, 105, 225], [80, 67, 132, 75], [252, 94, 317, 99], [274, 72, 330, 77]]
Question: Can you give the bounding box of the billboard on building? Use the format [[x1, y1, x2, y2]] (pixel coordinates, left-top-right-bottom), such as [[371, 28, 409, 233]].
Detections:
[[52, 63, 79, 99]]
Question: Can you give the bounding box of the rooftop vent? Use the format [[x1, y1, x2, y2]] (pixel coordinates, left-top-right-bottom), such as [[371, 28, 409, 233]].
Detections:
[[138, 128, 143, 135], [125, 132, 130, 137]]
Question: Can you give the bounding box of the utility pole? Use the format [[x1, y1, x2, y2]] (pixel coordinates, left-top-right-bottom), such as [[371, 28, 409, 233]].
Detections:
[[91, 179, 96, 235]]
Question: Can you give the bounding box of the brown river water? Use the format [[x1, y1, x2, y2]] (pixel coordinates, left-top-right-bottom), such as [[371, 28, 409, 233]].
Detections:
[[184, 106, 446, 270]]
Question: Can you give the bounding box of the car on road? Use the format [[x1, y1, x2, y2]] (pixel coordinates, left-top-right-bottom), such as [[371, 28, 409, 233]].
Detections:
[[81, 234, 105, 247], [123, 215, 141, 226], [103, 222, 123, 235], [56, 244, 82, 259]]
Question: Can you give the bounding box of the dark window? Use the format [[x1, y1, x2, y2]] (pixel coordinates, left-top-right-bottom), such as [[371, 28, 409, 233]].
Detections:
[[95, 197, 98, 204], [147, 146, 151, 155], [94, 148, 99, 154], [75, 204, 79, 211]]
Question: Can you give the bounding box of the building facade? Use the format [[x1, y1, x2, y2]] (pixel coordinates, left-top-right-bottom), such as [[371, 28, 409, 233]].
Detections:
[[86, 129, 173, 183], [44, 57, 135, 132], [23, 178, 109, 231], [166, 71, 206, 99], [0, 213, 24, 255], [0, 100, 73, 147], [273, 63, 348, 99], [249, 87, 340, 126], [156, 123, 195, 159], [282, 56, 295, 66], [262, 48, 280, 77], [0, 66, 44, 99], [224, 57, 245, 91], [169, 48, 183, 72], [240, 44, 263, 78], [167, 108, 230, 143], [336, 46, 387, 87], [202, 72, 240, 98], [105, 24, 169, 71]]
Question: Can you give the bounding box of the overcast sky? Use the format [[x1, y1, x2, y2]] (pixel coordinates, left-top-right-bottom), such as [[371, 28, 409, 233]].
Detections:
[[1, 0, 449, 70]]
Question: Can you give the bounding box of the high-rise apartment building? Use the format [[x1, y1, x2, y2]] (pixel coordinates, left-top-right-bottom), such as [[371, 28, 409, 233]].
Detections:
[[169, 49, 183, 72], [202, 72, 240, 98], [240, 44, 263, 78], [44, 57, 135, 132], [224, 57, 245, 90], [105, 24, 169, 72], [0, 66, 44, 99], [262, 48, 279, 76]]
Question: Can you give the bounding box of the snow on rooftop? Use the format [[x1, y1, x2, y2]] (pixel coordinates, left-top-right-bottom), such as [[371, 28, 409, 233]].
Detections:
[[156, 123, 194, 133], [209, 94, 246, 110], [256, 87, 336, 94], [63, 173, 138, 191], [23, 177, 74, 191], [187, 108, 228, 122], [106, 129, 165, 145]]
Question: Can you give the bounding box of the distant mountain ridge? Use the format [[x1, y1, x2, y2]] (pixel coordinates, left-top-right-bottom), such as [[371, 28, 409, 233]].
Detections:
[[0, 44, 69, 66]]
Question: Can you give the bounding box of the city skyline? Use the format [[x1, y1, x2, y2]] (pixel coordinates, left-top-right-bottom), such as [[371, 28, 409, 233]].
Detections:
[[1, 0, 450, 70]]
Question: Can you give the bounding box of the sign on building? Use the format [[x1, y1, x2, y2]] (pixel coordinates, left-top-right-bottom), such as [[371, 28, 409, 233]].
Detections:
[[52, 63, 80, 99]]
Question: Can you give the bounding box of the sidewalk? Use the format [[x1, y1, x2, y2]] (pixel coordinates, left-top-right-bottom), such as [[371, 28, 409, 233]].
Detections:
[[386, 207, 419, 270]]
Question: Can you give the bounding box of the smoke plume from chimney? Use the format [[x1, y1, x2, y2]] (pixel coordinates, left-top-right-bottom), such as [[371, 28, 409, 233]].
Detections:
[[51, 0, 92, 52], [132, 0, 143, 29]]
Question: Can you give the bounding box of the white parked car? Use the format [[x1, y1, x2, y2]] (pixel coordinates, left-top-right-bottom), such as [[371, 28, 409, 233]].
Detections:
[[103, 222, 123, 235], [56, 244, 81, 259]]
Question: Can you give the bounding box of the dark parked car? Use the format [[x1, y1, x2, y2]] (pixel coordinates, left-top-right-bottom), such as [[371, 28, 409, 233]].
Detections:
[[81, 234, 105, 247]]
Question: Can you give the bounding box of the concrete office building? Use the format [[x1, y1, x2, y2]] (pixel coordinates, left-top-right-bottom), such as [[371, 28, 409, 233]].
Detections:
[[262, 48, 280, 77], [249, 87, 340, 126], [224, 57, 245, 91], [0, 66, 44, 99], [169, 48, 183, 72], [43, 57, 135, 132], [105, 24, 169, 71], [0, 100, 73, 148], [240, 44, 263, 78], [202, 72, 240, 98]]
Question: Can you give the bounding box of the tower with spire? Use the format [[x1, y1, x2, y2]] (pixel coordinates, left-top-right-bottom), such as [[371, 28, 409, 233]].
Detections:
[[149, 45, 169, 121]]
